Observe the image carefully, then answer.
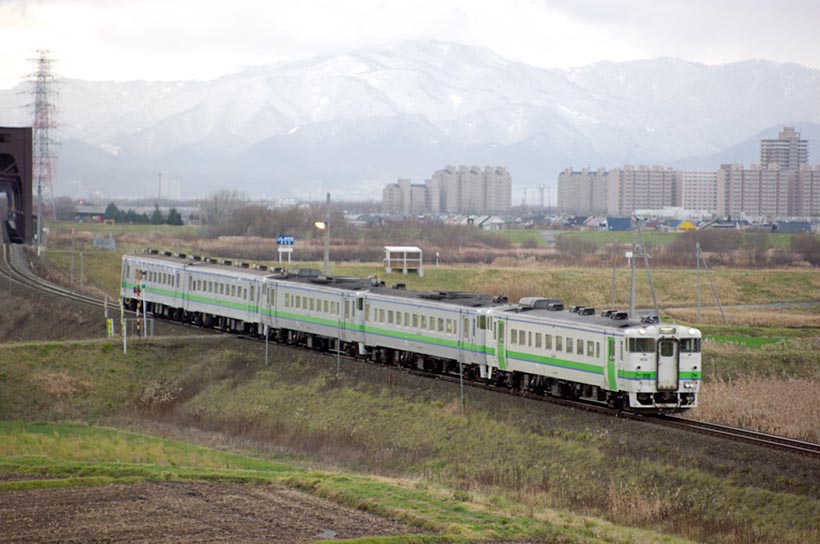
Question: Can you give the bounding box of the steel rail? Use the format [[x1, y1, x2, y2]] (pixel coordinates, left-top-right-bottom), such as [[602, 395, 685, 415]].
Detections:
[[5, 236, 817, 457]]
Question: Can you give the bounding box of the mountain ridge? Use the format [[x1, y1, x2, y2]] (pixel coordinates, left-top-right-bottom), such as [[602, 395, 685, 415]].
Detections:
[[0, 40, 817, 199]]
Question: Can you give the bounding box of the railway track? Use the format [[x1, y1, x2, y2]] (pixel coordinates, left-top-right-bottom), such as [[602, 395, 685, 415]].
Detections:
[[4, 235, 818, 458], [0, 240, 108, 310]]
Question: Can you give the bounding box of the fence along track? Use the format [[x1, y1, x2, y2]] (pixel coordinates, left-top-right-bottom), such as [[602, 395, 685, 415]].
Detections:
[[4, 233, 818, 457]]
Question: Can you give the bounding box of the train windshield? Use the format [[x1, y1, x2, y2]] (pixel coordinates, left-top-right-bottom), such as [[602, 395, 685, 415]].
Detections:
[[679, 338, 701, 353], [628, 338, 655, 354]]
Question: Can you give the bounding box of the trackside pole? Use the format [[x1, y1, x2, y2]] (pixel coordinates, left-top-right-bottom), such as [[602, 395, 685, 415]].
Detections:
[[264, 324, 269, 367]]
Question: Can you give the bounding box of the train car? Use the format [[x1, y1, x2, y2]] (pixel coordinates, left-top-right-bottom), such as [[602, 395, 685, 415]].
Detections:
[[121, 251, 700, 413]]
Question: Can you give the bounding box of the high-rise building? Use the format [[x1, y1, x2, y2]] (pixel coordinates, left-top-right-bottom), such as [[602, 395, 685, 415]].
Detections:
[[383, 166, 512, 214], [719, 163, 794, 218], [556, 167, 609, 214], [681, 171, 723, 214], [760, 126, 808, 170], [606, 165, 680, 215], [794, 164, 820, 216]]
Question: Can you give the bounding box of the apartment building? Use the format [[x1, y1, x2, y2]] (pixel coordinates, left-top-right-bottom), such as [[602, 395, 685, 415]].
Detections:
[[383, 165, 512, 214], [556, 167, 609, 214], [760, 126, 809, 170]]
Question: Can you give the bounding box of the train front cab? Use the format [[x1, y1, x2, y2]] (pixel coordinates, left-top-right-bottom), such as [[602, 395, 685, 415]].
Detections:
[[621, 325, 701, 412]]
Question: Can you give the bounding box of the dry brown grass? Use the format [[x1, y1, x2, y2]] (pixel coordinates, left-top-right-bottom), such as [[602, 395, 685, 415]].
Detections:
[[36, 369, 90, 398], [688, 377, 820, 442], [666, 307, 820, 327]]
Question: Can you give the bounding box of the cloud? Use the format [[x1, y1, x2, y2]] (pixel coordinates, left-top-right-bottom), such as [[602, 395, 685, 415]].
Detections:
[[0, 0, 818, 89]]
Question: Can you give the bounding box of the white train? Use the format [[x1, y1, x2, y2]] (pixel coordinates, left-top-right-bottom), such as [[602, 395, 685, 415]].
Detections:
[[121, 250, 701, 413]]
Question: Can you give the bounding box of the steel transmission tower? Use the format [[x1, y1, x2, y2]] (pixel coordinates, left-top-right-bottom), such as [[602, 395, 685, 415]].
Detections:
[[28, 50, 59, 253]]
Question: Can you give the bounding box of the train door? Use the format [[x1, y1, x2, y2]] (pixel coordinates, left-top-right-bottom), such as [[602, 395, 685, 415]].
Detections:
[[458, 310, 471, 364], [496, 318, 507, 371], [606, 337, 617, 390], [656, 339, 679, 391]]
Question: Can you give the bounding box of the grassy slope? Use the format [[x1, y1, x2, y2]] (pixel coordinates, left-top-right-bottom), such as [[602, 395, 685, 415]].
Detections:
[[1, 338, 818, 543], [2, 422, 665, 544]]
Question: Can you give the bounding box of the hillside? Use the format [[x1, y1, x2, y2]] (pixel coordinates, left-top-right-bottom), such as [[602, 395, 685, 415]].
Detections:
[[1, 42, 818, 198]]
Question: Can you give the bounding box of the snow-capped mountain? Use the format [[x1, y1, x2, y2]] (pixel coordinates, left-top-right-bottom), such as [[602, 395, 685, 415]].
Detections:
[[1, 41, 817, 199]]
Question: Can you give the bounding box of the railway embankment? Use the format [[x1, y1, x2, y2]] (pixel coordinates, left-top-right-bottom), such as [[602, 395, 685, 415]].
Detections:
[[1, 336, 818, 543]]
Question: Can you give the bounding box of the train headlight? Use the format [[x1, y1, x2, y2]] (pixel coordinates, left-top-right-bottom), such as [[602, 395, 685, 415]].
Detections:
[[683, 382, 695, 389], [688, 328, 698, 335], [639, 328, 646, 335]]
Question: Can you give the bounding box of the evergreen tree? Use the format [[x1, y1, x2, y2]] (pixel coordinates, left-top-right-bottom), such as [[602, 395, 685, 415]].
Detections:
[[166, 207, 183, 226], [150, 206, 165, 225], [104, 202, 120, 221]]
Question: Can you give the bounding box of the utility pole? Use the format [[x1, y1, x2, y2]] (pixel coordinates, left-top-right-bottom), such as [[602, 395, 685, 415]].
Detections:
[[629, 229, 637, 319], [696, 242, 701, 323], [323, 192, 330, 276]]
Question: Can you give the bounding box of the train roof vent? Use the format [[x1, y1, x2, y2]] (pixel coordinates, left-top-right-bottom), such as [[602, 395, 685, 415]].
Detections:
[[611, 311, 629, 320], [161, 251, 173, 257], [190, 255, 202, 261], [547, 302, 564, 311], [233, 262, 250, 268], [641, 314, 659, 324], [252, 264, 268, 271], [146, 248, 159, 255], [519, 297, 562, 309], [219, 259, 232, 266], [600, 309, 616, 318], [579, 307, 596, 315], [204, 257, 218, 264], [392, 283, 406, 290], [289, 268, 321, 278], [174, 253, 187, 259], [569, 305, 584, 313]]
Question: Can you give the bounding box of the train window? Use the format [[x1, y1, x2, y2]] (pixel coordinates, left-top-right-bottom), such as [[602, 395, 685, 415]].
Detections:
[[250, 286, 255, 301], [478, 315, 487, 330], [577, 339, 584, 355], [421, 315, 427, 329], [365, 303, 370, 319], [357, 299, 364, 311], [680, 338, 701, 353], [310, 298, 315, 311], [243, 288, 247, 300], [519, 330, 526, 345], [413, 314, 418, 328], [628, 338, 655, 353], [472, 319, 476, 336], [566, 338, 573, 354], [446, 320, 453, 334], [388, 310, 394, 324], [176, 274, 180, 288], [188, 277, 192, 290], [376, 308, 382, 322], [619, 341, 623, 360], [587, 341, 594, 357], [323, 300, 328, 313], [555, 336, 562, 351], [545, 334, 552, 350], [528, 331, 532, 347], [285, 293, 290, 307], [405, 313, 410, 327], [464, 318, 469, 336], [660, 341, 674, 357], [209, 281, 214, 293], [596, 342, 600, 358], [510, 329, 517, 345], [437, 318, 444, 332], [535, 333, 542, 348]]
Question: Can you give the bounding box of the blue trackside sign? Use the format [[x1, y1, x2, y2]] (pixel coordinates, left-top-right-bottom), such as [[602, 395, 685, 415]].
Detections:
[[276, 235, 294, 245]]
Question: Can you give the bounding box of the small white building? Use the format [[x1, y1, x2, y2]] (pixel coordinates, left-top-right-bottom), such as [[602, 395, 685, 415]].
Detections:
[[384, 246, 423, 276]]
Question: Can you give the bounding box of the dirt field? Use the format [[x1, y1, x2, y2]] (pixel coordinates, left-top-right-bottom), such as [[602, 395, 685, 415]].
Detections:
[[0, 480, 422, 543]]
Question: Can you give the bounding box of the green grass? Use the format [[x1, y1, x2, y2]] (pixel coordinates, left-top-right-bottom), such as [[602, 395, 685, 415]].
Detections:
[[0, 422, 686, 543], [2, 338, 818, 543]]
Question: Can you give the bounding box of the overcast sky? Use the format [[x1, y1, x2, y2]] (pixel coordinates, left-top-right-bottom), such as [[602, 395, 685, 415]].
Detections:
[[1, 0, 818, 89]]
